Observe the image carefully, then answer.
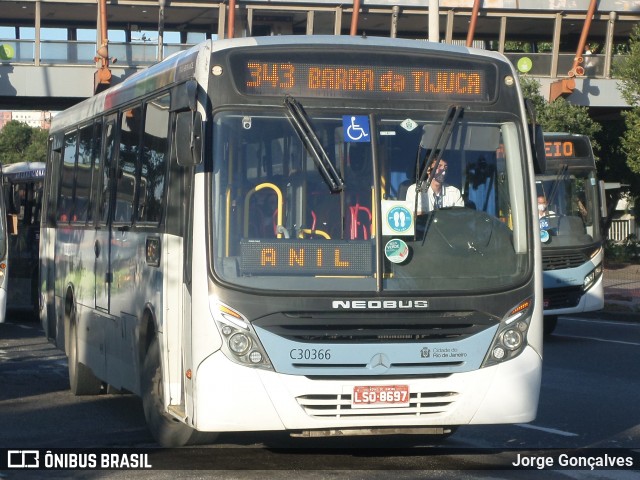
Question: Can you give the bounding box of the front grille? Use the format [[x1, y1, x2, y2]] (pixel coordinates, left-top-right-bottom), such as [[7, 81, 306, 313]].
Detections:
[[255, 311, 497, 376], [544, 286, 583, 309], [542, 252, 587, 271], [254, 311, 497, 344], [297, 390, 459, 418]]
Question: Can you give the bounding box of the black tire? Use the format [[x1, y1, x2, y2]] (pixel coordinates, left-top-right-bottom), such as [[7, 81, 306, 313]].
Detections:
[[68, 313, 102, 395], [141, 337, 217, 447], [544, 315, 558, 336]]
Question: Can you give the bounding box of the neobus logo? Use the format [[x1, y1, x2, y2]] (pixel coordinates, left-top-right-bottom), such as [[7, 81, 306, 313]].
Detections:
[[332, 300, 429, 309]]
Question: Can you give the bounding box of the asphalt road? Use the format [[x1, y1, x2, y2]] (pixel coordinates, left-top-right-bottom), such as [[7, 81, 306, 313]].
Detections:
[[1, 313, 639, 480]]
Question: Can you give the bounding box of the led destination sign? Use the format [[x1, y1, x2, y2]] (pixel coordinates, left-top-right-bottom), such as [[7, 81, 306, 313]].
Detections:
[[240, 239, 373, 276], [544, 138, 591, 159], [230, 52, 496, 101]]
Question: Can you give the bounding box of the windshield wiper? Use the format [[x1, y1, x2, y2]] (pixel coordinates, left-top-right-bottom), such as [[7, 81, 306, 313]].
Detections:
[[411, 105, 463, 244], [283, 96, 344, 193], [547, 164, 569, 211], [415, 105, 464, 193]]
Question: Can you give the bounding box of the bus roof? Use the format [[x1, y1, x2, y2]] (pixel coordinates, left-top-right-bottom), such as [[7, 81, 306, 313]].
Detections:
[[50, 35, 515, 133], [2, 162, 46, 182]]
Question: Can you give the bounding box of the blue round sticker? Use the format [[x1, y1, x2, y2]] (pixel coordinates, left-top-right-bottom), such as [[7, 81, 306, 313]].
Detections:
[[540, 229, 550, 243], [387, 206, 412, 233]]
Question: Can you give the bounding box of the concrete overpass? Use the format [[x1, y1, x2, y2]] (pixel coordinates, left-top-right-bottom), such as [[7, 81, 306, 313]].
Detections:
[[1, 0, 638, 111]]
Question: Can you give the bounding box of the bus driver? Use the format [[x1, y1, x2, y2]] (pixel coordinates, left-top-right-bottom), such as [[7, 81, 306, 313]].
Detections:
[[405, 158, 464, 214]]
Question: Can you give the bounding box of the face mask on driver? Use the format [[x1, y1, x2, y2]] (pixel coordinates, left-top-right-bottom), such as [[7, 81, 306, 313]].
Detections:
[[434, 171, 446, 183]]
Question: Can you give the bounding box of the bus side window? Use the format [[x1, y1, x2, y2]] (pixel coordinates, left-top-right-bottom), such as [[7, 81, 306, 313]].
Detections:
[[73, 123, 94, 224], [114, 106, 142, 225], [138, 94, 170, 225], [58, 131, 78, 223]]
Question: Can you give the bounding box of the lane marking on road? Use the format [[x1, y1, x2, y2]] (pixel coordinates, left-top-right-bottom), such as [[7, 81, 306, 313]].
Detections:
[[553, 333, 640, 346], [562, 316, 640, 327], [516, 423, 579, 437], [556, 316, 640, 345]]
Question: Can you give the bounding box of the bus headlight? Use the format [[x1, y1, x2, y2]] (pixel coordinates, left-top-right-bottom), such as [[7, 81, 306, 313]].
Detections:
[[583, 264, 603, 292], [229, 332, 251, 355], [502, 329, 522, 350], [482, 299, 532, 368], [210, 299, 273, 370]]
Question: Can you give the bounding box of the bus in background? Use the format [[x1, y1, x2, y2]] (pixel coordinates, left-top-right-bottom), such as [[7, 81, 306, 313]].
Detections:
[[40, 36, 545, 447], [2, 162, 45, 318], [538, 133, 605, 335], [0, 166, 9, 323]]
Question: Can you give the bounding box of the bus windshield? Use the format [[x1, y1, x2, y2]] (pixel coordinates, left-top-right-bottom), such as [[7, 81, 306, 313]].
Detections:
[[211, 109, 530, 293], [537, 165, 602, 249]]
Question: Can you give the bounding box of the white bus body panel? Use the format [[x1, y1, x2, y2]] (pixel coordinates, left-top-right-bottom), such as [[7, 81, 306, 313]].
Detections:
[[0, 286, 6, 323], [193, 347, 541, 432], [544, 274, 604, 316], [543, 248, 604, 316]]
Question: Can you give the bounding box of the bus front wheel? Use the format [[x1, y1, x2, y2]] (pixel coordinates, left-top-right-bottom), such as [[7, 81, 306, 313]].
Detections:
[[68, 314, 102, 395], [141, 337, 216, 447], [544, 315, 558, 336]]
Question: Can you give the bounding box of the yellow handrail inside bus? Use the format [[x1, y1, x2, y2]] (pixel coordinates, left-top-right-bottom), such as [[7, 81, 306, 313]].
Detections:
[[370, 187, 375, 238], [298, 229, 330, 239], [244, 182, 283, 238], [225, 142, 235, 257]]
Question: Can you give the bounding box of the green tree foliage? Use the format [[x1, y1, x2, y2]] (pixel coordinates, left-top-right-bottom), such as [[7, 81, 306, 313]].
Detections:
[[24, 127, 49, 163], [616, 24, 640, 175], [610, 23, 640, 221], [0, 120, 48, 165]]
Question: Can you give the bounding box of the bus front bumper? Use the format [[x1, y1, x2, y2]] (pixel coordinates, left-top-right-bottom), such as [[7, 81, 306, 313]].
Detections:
[[192, 346, 541, 433]]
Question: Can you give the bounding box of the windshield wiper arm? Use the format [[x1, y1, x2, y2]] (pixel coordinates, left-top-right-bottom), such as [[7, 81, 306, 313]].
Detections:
[[547, 164, 568, 210], [283, 95, 344, 193], [411, 105, 463, 245], [415, 105, 464, 192]]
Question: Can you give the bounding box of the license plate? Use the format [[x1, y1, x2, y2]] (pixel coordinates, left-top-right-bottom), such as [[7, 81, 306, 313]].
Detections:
[[352, 385, 410, 408]]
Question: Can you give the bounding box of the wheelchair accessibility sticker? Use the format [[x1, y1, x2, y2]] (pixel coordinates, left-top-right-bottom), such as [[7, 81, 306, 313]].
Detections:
[[343, 115, 370, 142]]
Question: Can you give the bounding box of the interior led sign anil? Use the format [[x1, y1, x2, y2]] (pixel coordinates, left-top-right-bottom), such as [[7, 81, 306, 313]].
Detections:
[[240, 239, 374, 276]]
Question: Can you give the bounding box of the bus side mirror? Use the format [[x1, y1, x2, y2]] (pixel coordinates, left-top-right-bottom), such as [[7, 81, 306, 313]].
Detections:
[[171, 80, 198, 113], [524, 100, 546, 174], [175, 111, 203, 166], [530, 124, 546, 174], [7, 214, 18, 236]]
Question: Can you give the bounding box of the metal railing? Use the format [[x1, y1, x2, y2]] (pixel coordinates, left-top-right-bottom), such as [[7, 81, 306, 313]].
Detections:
[[608, 218, 636, 243], [0, 39, 194, 67], [0, 38, 628, 79]]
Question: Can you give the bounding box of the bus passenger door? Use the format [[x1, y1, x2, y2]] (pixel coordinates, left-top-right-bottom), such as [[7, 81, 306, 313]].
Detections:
[[95, 117, 117, 312]]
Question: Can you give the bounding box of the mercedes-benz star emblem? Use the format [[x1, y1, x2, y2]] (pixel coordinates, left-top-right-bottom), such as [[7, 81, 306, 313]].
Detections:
[[367, 353, 391, 372]]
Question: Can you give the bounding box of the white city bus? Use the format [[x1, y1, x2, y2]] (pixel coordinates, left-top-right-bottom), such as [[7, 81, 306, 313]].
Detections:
[[40, 36, 545, 447], [2, 162, 45, 319], [0, 165, 8, 323], [537, 133, 605, 335]]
